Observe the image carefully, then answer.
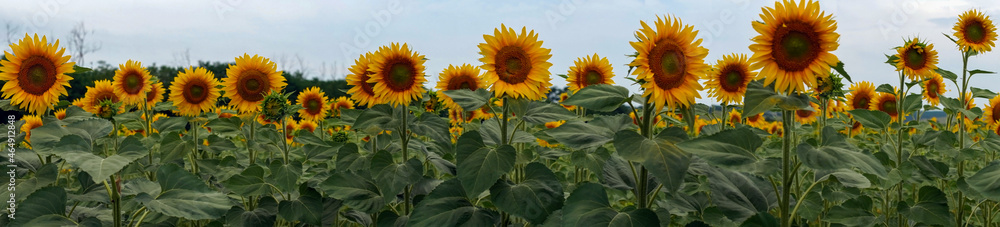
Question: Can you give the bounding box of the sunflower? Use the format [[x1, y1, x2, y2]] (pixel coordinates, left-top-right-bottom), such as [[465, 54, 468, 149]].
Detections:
[[346, 53, 383, 108], [111, 60, 153, 105], [169, 67, 221, 117], [559, 93, 577, 111], [299, 120, 318, 133], [256, 113, 277, 126], [954, 9, 998, 53], [961, 91, 975, 110], [80, 80, 121, 114], [728, 108, 742, 127], [296, 87, 328, 121], [923, 74, 946, 106], [545, 120, 565, 129], [216, 106, 236, 118], [0, 34, 75, 114], [436, 64, 484, 111], [567, 53, 615, 92], [704, 54, 755, 104], [994, 124, 1000, 136], [20, 115, 42, 144], [870, 89, 901, 122], [368, 43, 427, 107], [222, 54, 287, 113], [746, 113, 766, 127], [282, 117, 299, 145], [794, 102, 819, 125], [847, 81, 876, 110], [478, 24, 554, 100], [749, 0, 840, 94], [894, 38, 938, 80], [768, 122, 784, 137], [329, 96, 354, 118], [537, 139, 559, 148], [145, 82, 165, 108], [984, 94, 1000, 126], [630, 15, 708, 111], [54, 108, 66, 120], [847, 120, 863, 136]]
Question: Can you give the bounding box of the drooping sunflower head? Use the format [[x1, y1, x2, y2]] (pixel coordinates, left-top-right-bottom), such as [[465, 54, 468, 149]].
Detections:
[[984, 94, 1000, 126], [223, 54, 287, 113], [704, 53, 754, 104], [630, 15, 709, 111], [111, 60, 153, 105], [368, 43, 427, 107], [328, 96, 354, 118], [145, 81, 165, 108], [559, 92, 577, 111], [847, 81, 876, 110], [749, 0, 840, 94], [168, 67, 221, 117], [567, 53, 615, 92], [923, 74, 946, 106], [0, 34, 75, 114], [870, 89, 901, 121], [894, 38, 938, 80], [346, 52, 383, 108], [81, 80, 122, 115], [954, 9, 998, 53], [479, 24, 554, 100], [436, 63, 484, 111], [794, 102, 819, 125], [296, 87, 328, 121]]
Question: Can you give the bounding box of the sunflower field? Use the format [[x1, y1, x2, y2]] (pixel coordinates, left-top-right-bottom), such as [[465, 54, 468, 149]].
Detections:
[[3, 0, 1000, 226]]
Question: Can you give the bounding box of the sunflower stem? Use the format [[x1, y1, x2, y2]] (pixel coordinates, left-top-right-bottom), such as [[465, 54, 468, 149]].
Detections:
[[281, 117, 289, 165], [189, 120, 199, 175], [501, 97, 509, 145], [249, 113, 257, 165], [781, 109, 794, 227], [897, 71, 906, 227], [956, 49, 971, 227], [399, 105, 412, 215]]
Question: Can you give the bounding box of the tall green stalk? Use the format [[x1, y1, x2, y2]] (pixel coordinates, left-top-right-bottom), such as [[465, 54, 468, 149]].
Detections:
[[399, 106, 412, 215], [956, 49, 971, 227], [896, 71, 906, 227], [781, 109, 794, 227]]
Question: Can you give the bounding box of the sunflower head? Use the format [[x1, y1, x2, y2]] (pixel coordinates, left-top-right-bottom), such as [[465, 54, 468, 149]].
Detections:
[[0, 34, 75, 114], [630, 15, 708, 111], [112, 60, 153, 105], [20, 115, 43, 143], [54, 108, 66, 120], [894, 38, 939, 80], [260, 91, 292, 123], [145, 81, 165, 108], [544, 120, 565, 129], [923, 74, 946, 106], [423, 91, 439, 112], [567, 53, 615, 92], [847, 81, 876, 110], [794, 102, 820, 125], [367, 43, 427, 107], [749, 0, 840, 94], [436, 64, 485, 111], [299, 120, 318, 133], [96, 99, 122, 119], [347, 52, 383, 108], [296, 87, 328, 121], [479, 24, 553, 100], [870, 89, 901, 121], [168, 67, 221, 117], [984, 94, 1000, 127], [954, 9, 998, 53], [746, 112, 765, 127], [81, 80, 123, 115], [559, 92, 577, 111], [814, 72, 846, 99], [704, 53, 754, 104], [728, 108, 742, 127], [329, 96, 355, 118], [223, 54, 287, 113]]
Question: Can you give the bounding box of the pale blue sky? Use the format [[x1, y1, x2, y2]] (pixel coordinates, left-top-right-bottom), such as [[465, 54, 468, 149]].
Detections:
[[1, 0, 998, 105]]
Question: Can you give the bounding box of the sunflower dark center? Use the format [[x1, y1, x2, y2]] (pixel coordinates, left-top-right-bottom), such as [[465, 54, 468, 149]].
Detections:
[[927, 83, 939, 98], [146, 86, 158, 102], [772, 21, 821, 72], [796, 109, 813, 118], [748, 114, 761, 122], [360, 73, 377, 95], [237, 70, 269, 102], [584, 70, 603, 86], [123, 73, 144, 94], [306, 98, 322, 114], [903, 46, 927, 70], [881, 99, 898, 116], [384, 59, 416, 91], [992, 104, 1000, 122], [965, 21, 987, 43], [495, 46, 531, 84], [447, 75, 478, 91], [853, 94, 871, 110], [17, 56, 58, 96], [719, 65, 747, 92], [184, 81, 209, 104], [649, 40, 687, 90]]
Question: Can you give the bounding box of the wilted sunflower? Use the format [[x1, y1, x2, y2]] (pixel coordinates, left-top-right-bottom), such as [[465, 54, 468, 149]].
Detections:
[[749, 0, 840, 94], [20, 115, 42, 144], [368, 43, 427, 107], [870, 89, 901, 122], [223, 54, 287, 113], [436, 64, 484, 111], [296, 87, 328, 121], [566, 53, 615, 92], [794, 102, 819, 125], [329, 96, 354, 118], [80, 80, 121, 114], [478, 24, 554, 100], [630, 15, 709, 111], [559, 93, 577, 111], [169, 67, 221, 117], [704, 53, 754, 104], [954, 9, 998, 53], [346, 53, 383, 108], [0, 34, 75, 114], [111, 60, 152, 105], [984, 94, 1000, 126], [847, 81, 876, 110], [895, 38, 938, 80], [923, 74, 946, 106]]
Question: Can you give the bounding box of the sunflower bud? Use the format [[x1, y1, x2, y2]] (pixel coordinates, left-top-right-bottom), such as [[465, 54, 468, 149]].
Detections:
[[260, 91, 291, 123]]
